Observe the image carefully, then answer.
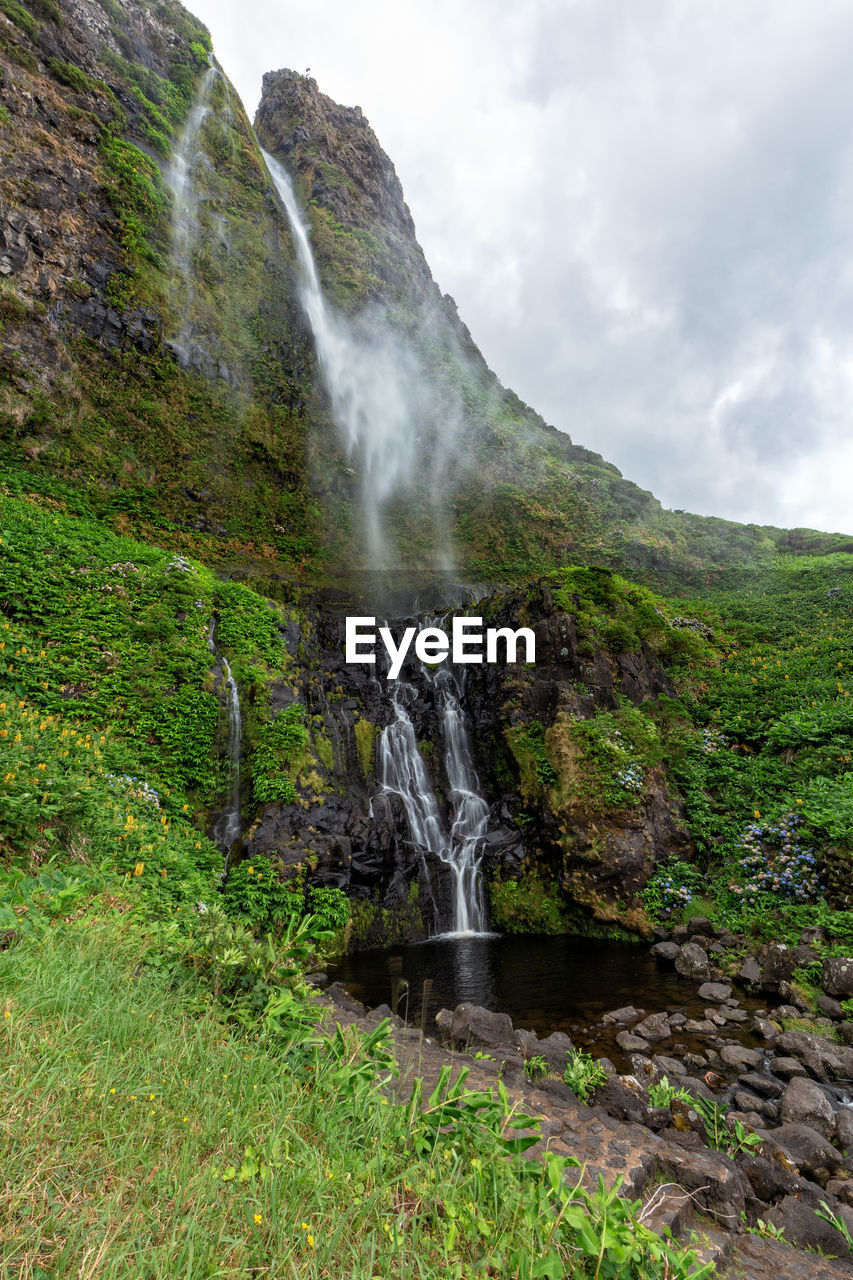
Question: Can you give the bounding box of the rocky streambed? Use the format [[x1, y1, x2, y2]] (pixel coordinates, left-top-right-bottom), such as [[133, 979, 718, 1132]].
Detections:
[[319, 918, 853, 1273]]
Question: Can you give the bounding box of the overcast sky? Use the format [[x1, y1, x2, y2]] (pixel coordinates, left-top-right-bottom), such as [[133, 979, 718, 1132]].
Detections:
[[191, 0, 853, 535]]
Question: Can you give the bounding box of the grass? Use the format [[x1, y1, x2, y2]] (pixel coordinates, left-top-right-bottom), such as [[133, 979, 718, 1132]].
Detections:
[[0, 905, 712, 1279]]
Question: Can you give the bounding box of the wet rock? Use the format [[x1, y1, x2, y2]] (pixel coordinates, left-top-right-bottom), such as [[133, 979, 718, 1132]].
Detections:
[[780, 1077, 836, 1139], [776, 1030, 853, 1083], [739, 957, 762, 985], [836, 1110, 853, 1153], [698, 981, 732, 1003], [758, 944, 795, 990], [675, 942, 710, 982], [685, 1017, 717, 1034], [633, 1011, 671, 1041], [751, 1015, 780, 1041], [601, 1005, 642, 1025], [616, 1031, 650, 1053], [720, 1044, 763, 1069], [823, 957, 853, 999], [772, 1056, 808, 1079], [650, 940, 679, 962], [768, 1124, 846, 1182], [739, 1071, 784, 1099], [325, 982, 365, 1015], [719, 1004, 749, 1023]]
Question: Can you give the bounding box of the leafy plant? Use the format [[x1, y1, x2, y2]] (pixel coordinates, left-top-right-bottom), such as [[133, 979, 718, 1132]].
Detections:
[[524, 1053, 549, 1082], [563, 1049, 608, 1102]]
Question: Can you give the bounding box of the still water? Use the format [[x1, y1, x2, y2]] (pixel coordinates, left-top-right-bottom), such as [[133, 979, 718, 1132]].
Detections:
[[328, 933, 718, 1039]]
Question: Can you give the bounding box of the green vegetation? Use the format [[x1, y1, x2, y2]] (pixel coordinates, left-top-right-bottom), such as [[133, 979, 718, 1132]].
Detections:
[[563, 1049, 609, 1102], [489, 866, 567, 934]]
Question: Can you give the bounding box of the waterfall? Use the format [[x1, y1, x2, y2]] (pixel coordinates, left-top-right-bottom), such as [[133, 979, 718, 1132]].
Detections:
[[262, 149, 423, 568], [377, 648, 489, 936], [207, 624, 242, 865], [166, 61, 218, 363]]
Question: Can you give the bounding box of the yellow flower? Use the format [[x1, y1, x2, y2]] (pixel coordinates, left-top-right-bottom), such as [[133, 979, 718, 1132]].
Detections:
[[4, 1011, 10, 1018], [754, 810, 760, 819], [133, 862, 145, 877], [247, 866, 254, 875], [300, 1223, 309, 1231], [307, 1235, 314, 1249], [254, 1213, 262, 1224]]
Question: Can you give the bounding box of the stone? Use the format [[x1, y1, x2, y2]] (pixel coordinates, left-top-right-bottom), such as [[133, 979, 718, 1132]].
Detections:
[[698, 981, 732, 1003], [675, 942, 710, 982], [836, 1109, 853, 1153], [719, 1044, 763, 1069], [758, 943, 795, 989], [719, 1004, 748, 1022], [776, 1030, 853, 1083], [633, 1011, 671, 1041], [823, 957, 853, 999], [685, 1018, 717, 1034], [738, 1071, 784, 1099], [688, 916, 715, 937], [616, 1031, 650, 1053], [534, 1030, 575, 1074], [768, 1124, 845, 1181], [738, 956, 762, 985], [768, 1194, 853, 1262], [450, 1002, 515, 1054], [751, 1015, 780, 1040], [601, 1005, 642, 1025], [780, 1076, 836, 1139], [650, 941, 679, 962], [740, 1154, 803, 1204], [772, 1056, 808, 1079]]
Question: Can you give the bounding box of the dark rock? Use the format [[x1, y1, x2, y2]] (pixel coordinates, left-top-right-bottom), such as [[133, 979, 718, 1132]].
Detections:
[[534, 1030, 575, 1074], [675, 941, 710, 982], [751, 1015, 780, 1041], [719, 1004, 749, 1022], [840, 1022, 853, 1046], [738, 1071, 784, 1099], [684, 1017, 717, 1034], [823, 957, 853, 999], [593, 1075, 645, 1122], [758, 943, 795, 990], [450, 1002, 515, 1055], [740, 1153, 803, 1203], [772, 1056, 808, 1079], [768, 1194, 852, 1262], [768, 1124, 845, 1181], [616, 1031, 650, 1053], [836, 1110, 853, 1153], [739, 957, 762, 985], [633, 1011, 671, 1041], [776, 1030, 853, 1082], [698, 981, 732, 1003], [650, 941, 679, 962], [601, 1005, 642, 1025], [688, 916, 715, 938], [720, 1044, 763, 1069], [818, 995, 845, 1019], [780, 1076, 836, 1139]]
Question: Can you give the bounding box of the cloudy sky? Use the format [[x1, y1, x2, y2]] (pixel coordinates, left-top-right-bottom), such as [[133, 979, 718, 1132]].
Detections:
[[192, 0, 853, 535]]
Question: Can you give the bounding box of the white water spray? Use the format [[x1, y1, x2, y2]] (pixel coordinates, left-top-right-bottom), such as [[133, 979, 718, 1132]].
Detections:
[[166, 62, 218, 360], [263, 148, 456, 569]]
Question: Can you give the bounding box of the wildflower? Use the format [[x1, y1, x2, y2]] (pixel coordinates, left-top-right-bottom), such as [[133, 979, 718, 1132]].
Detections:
[[254, 1213, 262, 1224], [307, 1235, 314, 1249]]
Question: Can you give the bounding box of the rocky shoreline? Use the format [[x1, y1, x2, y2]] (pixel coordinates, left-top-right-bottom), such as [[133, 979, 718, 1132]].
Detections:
[[318, 918, 853, 1276]]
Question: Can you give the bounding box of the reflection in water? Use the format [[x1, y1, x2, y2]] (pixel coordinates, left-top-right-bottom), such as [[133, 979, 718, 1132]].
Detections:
[[330, 934, 704, 1035]]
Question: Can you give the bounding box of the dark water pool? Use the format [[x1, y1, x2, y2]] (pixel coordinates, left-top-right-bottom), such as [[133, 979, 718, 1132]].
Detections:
[[327, 933, 759, 1047]]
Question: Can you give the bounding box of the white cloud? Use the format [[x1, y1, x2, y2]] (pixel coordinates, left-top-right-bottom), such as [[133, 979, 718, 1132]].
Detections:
[[191, 0, 853, 534]]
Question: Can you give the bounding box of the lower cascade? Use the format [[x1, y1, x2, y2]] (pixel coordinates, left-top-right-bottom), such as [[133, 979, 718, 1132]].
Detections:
[[377, 657, 488, 937]]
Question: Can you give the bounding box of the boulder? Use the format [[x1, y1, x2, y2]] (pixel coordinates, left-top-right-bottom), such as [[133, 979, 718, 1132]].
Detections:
[[698, 982, 732, 1003], [650, 941, 679, 962], [740, 1153, 803, 1204], [771, 1056, 807, 1079], [450, 1002, 515, 1055], [823, 957, 853, 999], [688, 916, 715, 938], [738, 956, 762, 985], [836, 1109, 853, 1153], [757, 943, 795, 989], [751, 1015, 779, 1041], [675, 942, 710, 982], [768, 1194, 853, 1262], [601, 1005, 642, 1025], [616, 1031, 650, 1053], [818, 995, 845, 1020], [738, 1071, 784, 1099], [776, 1030, 853, 1082], [719, 1044, 763, 1069], [534, 1029, 575, 1074], [768, 1124, 845, 1181], [633, 1011, 671, 1041], [780, 1076, 836, 1139]]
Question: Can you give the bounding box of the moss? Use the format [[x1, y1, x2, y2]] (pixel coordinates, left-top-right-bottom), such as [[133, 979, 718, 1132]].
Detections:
[[488, 867, 567, 934], [346, 882, 423, 950], [0, 0, 38, 40], [354, 717, 378, 781]]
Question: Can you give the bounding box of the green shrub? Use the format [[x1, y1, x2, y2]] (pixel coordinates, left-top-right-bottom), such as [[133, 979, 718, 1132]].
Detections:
[[221, 858, 303, 935], [563, 1049, 608, 1102]]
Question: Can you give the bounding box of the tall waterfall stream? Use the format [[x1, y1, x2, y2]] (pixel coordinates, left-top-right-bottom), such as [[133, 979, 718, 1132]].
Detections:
[[207, 621, 242, 867]]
